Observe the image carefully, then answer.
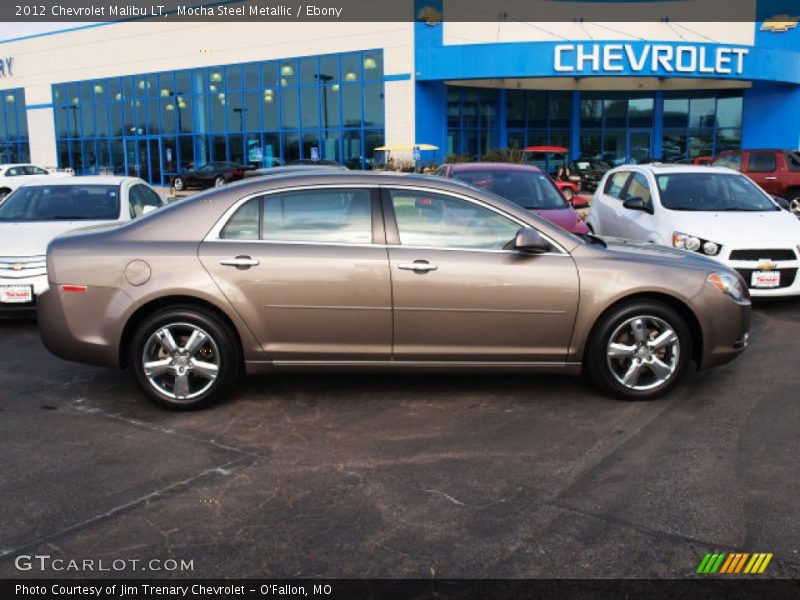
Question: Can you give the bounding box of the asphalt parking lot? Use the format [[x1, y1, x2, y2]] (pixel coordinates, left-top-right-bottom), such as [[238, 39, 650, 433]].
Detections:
[[1, 297, 799, 580]]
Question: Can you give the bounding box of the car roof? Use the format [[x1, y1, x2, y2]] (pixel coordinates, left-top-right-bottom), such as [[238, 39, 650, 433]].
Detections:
[[448, 162, 545, 174], [18, 175, 143, 186], [608, 163, 741, 176], [0, 163, 41, 168]]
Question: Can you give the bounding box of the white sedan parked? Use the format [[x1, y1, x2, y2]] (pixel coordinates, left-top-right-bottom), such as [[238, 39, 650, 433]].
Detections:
[[0, 163, 73, 201], [0, 176, 166, 311], [586, 164, 800, 297]]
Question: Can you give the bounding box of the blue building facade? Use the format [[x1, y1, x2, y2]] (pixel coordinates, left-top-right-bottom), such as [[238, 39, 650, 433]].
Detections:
[[414, 0, 800, 165]]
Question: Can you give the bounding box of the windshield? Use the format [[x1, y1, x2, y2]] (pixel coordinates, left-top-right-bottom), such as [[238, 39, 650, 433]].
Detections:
[[453, 170, 568, 210], [575, 160, 611, 171], [0, 184, 121, 221], [656, 172, 778, 212]]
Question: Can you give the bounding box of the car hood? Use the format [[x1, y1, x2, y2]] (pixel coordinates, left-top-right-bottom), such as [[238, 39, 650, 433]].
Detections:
[[0, 220, 115, 257], [532, 207, 588, 234], [599, 237, 724, 270], [667, 209, 800, 244]]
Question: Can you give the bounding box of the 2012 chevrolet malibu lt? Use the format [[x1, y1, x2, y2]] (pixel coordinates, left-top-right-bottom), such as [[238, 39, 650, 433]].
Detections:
[[38, 172, 751, 410]]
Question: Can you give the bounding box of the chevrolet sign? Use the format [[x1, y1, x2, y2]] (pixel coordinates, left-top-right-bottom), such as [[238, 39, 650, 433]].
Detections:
[[554, 44, 748, 76], [761, 16, 799, 32]]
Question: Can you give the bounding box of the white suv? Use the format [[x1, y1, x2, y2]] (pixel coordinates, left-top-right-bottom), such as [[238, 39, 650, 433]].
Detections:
[[586, 164, 800, 297]]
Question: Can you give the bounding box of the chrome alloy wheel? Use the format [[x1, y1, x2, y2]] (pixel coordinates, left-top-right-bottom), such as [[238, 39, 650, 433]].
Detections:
[[142, 323, 220, 402], [606, 315, 680, 391]]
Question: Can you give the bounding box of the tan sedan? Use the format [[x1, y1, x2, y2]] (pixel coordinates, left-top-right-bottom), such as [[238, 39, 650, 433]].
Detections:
[[38, 172, 751, 409]]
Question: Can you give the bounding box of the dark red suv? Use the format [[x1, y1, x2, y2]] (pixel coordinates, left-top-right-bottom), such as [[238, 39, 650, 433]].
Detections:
[[714, 150, 800, 215]]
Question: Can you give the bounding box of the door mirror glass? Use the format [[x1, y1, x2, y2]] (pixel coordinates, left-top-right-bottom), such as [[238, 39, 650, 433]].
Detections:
[[514, 227, 550, 253], [622, 196, 653, 214]]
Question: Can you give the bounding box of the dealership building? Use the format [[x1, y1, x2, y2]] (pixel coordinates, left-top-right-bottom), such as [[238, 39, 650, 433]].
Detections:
[[0, 0, 798, 186]]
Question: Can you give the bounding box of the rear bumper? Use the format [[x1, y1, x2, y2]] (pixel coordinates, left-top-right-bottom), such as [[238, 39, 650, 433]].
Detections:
[[37, 286, 124, 369]]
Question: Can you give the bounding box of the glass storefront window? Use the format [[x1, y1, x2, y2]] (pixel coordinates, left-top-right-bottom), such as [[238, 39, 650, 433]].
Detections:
[[581, 95, 603, 128], [527, 92, 547, 128], [363, 83, 384, 127], [688, 129, 713, 158], [716, 96, 743, 129], [549, 92, 571, 129], [604, 99, 626, 128], [300, 87, 320, 129], [52, 50, 385, 179], [663, 98, 688, 128], [506, 91, 525, 129], [628, 97, 653, 128], [689, 97, 715, 128]]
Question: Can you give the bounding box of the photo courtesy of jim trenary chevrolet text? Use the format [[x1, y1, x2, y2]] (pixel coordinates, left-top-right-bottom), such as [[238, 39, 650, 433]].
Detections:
[[1, 0, 800, 599]]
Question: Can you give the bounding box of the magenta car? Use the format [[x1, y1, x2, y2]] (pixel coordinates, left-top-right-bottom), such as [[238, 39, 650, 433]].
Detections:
[[438, 162, 589, 234]]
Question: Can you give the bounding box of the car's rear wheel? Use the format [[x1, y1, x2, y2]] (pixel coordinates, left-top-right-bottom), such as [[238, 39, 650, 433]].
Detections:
[[172, 176, 186, 192], [214, 175, 226, 187], [130, 307, 240, 410], [585, 301, 691, 400]]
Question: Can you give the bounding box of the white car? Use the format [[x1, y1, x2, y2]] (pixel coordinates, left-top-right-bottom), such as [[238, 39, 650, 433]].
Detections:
[[586, 164, 800, 297], [0, 176, 166, 311], [0, 163, 73, 201]]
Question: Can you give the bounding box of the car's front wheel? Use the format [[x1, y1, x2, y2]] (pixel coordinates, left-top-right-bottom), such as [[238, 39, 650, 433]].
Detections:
[[213, 175, 226, 187], [130, 307, 240, 409], [172, 176, 186, 191], [788, 192, 800, 216], [0, 187, 11, 201], [585, 301, 691, 400]]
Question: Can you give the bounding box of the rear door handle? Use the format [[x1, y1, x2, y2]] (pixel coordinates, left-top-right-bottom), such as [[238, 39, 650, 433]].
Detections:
[[220, 256, 260, 269], [398, 261, 438, 273]]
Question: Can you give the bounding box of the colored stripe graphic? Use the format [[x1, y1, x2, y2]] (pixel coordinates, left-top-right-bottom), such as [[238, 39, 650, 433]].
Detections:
[[699, 552, 774, 574]]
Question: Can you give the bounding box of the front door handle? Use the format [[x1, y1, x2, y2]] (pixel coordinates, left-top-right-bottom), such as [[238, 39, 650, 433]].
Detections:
[[398, 261, 438, 273], [763, 176, 777, 180], [220, 256, 260, 269]]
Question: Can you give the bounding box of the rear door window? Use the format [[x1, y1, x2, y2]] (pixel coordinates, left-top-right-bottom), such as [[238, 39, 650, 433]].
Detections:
[[220, 189, 373, 244], [747, 153, 777, 173]]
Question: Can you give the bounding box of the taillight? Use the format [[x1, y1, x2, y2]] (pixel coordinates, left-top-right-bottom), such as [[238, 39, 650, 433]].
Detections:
[[62, 285, 87, 293], [234, 169, 244, 176]]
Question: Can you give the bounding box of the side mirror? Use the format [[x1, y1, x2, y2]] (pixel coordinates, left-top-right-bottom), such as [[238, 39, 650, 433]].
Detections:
[[514, 227, 550, 253], [622, 195, 653, 214], [772, 195, 790, 211]]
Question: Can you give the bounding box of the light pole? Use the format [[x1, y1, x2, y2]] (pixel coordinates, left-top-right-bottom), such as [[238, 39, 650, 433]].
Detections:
[[315, 73, 334, 128]]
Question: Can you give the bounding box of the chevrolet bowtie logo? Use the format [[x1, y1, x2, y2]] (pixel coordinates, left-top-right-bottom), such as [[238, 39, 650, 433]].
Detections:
[[11, 263, 24, 271], [761, 15, 799, 32], [758, 261, 777, 271]]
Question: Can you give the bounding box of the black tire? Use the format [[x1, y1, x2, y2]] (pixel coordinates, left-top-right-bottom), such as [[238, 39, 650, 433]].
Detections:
[[0, 188, 11, 201], [213, 175, 226, 187], [130, 306, 240, 410], [585, 300, 692, 400], [172, 176, 186, 192]]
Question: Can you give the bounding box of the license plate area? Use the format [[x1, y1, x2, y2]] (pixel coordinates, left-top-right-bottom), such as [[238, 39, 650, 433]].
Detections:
[[0, 284, 34, 303], [751, 271, 780, 288]]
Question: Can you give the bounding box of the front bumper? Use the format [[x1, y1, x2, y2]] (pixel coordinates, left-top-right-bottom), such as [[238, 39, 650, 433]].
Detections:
[[713, 246, 800, 297], [692, 282, 752, 370]]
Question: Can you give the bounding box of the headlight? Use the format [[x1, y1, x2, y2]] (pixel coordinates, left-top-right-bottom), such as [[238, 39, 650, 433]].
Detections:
[[672, 232, 722, 256], [707, 272, 746, 301]]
